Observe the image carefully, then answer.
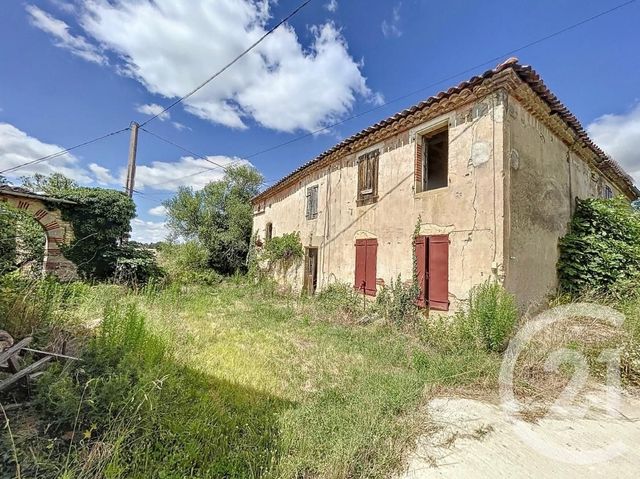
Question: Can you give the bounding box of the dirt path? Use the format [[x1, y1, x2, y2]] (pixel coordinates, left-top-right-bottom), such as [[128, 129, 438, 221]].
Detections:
[[399, 389, 640, 478]]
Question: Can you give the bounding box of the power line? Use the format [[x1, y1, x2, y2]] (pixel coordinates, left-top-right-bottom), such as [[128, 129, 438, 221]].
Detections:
[[139, 0, 312, 127], [0, 127, 130, 175], [240, 0, 638, 161], [139, 127, 240, 171], [137, 0, 638, 188]]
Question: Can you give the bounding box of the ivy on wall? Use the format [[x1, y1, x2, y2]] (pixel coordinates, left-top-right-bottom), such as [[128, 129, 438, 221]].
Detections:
[[51, 188, 136, 280], [262, 232, 304, 272], [558, 197, 640, 294]]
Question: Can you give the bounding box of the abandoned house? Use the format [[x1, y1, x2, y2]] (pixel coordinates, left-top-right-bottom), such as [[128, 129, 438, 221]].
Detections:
[[251, 58, 638, 312]]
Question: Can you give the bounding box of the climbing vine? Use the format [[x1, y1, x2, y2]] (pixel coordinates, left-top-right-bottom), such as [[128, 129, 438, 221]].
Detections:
[[50, 188, 136, 280], [262, 232, 304, 272], [558, 196, 640, 295]]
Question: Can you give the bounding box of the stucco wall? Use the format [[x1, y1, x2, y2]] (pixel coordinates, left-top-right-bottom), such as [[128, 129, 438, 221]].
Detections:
[[253, 92, 506, 312], [503, 95, 622, 311]]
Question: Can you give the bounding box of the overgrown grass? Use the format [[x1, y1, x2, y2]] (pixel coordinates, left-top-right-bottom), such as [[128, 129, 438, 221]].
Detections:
[[0, 277, 507, 478]]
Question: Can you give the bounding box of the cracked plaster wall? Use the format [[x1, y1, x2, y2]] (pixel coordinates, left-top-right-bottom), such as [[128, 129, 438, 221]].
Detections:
[[253, 93, 505, 312]]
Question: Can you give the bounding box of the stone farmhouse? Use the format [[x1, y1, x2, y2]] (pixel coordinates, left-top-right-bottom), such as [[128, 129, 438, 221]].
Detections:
[[251, 58, 638, 312]]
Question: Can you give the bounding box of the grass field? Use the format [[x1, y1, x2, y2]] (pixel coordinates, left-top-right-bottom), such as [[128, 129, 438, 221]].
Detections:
[[0, 278, 501, 478]]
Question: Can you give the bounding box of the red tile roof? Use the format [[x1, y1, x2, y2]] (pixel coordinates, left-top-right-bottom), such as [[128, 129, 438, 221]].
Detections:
[[253, 58, 638, 202]]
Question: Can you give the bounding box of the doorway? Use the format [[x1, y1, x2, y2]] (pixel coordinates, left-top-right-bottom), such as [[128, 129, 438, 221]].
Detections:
[[304, 247, 318, 295]]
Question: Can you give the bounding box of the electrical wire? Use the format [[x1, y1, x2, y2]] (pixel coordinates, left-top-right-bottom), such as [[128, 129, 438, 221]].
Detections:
[[0, 127, 130, 175], [137, 0, 638, 188], [240, 0, 638, 161], [139, 0, 312, 127]]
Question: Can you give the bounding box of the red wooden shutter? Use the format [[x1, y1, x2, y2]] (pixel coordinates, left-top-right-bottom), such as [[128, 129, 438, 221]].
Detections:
[[364, 239, 377, 296], [414, 236, 427, 307], [354, 239, 367, 292], [428, 235, 449, 311]]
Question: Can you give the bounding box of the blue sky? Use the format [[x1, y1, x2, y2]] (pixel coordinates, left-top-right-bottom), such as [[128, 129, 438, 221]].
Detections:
[[1, 0, 639, 242]]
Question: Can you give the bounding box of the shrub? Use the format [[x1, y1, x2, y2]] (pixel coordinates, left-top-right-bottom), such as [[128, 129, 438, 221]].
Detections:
[[262, 232, 304, 271], [558, 197, 640, 295], [0, 203, 17, 274], [317, 282, 363, 319], [158, 241, 222, 285], [467, 280, 518, 352], [375, 275, 419, 325], [54, 187, 136, 280], [110, 244, 165, 286]]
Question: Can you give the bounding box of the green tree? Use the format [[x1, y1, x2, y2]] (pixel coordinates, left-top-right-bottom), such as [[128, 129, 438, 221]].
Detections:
[[164, 165, 263, 275], [21, 172, 78, 195], [0, 203, 17, 273]]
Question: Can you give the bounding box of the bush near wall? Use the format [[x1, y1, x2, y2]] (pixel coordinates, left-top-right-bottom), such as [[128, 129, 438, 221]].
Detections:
[[558, 197, 640, 295], [52, 188, 136, 280]]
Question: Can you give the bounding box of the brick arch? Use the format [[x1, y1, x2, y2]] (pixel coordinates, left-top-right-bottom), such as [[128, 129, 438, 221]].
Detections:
[[0, 187, 78, 280]]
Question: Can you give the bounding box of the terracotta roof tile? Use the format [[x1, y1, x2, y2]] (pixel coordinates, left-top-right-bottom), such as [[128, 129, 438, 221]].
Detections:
[[253, 58, 638, 202]]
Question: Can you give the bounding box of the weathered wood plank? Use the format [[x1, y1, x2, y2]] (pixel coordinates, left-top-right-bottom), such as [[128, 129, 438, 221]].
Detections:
[[0, 356, 52, 393], [0, 337, 33, 364], [22, 347, 81, 361]]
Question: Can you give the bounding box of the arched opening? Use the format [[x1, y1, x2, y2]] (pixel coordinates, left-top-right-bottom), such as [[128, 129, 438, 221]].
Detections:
[[0, 187, 78, 280], [265, 222, 273, 242], [0, 202, 46, 276]]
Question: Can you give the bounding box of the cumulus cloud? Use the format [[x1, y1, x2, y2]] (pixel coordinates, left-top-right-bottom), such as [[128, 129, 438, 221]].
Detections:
[[129, 155, 251, 191], [130, 218, 169, 243], [587, 103, 640, 185], [27, 0, 376, 132], [325, 0, 338, 12], [0, 123, 94, 183], [149, 205, 167, 216], [136, 103, 170, 121], [382, 2, 403, 38], [88, 162, 119, 185], [26, 5, 107, 65]]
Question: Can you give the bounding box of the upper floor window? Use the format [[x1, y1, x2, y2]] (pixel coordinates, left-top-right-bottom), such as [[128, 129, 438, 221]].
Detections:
[[417, 127, 448, 192], [357, 149, 379, 206], [602, 184, 614, 199], [306, 185, 319, 220], [265, 222, 273, 241]]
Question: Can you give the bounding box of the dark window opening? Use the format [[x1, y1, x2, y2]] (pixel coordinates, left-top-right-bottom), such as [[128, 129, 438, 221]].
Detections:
[[602, 185, 614, 199], [357, 150, 379, 206], [421, 128, 448, 191], [265, 222, 273, 242], [306, 185, 319, 220]]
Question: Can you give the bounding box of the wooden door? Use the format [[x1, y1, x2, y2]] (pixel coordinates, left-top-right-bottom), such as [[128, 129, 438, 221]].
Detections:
[[304, 248, 318, 295]]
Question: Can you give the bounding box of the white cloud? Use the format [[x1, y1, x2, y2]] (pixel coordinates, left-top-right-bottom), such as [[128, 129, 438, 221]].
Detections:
[[587, 103, 640, 185], [325, 0, 338, 12], [28, 0, 376, 133], [172, 121, 189, 131], [149, 205, 167, 216], [0, 123, 94, 183], [89, 162, 119, 185], [382, 3, 403, 38], [130, 155, 251, 191], [130, 218, 169, 243], [136, 103, 170, 121], [26, 5, 107, 65]]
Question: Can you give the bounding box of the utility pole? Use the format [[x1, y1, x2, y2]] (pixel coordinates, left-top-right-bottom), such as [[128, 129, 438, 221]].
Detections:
[[125, 121, 139, 198]]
